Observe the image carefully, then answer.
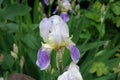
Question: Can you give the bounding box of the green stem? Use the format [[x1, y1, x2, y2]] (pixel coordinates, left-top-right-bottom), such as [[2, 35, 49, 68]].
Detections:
[[48, 5, 52, 17], [56, 48, 64, 71]]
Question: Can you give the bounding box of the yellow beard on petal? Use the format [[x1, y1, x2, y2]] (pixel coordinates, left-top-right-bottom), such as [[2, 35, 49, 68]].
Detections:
[[42, 41, 66, 51], [42, 36, 74, 51], [50, 42, 66, 50]]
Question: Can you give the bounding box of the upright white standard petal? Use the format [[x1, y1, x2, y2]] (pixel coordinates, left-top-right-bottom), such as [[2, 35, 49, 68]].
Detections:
[[39, 18, 52, 42], [49, 15, 69, 46], [39, 15, 69, 48], [57, 62, 83, 80]]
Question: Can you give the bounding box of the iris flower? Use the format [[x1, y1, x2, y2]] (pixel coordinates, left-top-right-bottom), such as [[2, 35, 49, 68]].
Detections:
[[57, 62, 83, 80], [36, 15, 80, 70], [53, 0, 75, 22], [44, 0, 75, 22], [60, 0, 71, 22]]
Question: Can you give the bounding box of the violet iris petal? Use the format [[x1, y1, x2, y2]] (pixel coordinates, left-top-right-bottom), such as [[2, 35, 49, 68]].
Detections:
[[44, 0, 49, 6], [70, 46, 80, 63], [60, 13, 69, 22], [36, 48, 50, 70]]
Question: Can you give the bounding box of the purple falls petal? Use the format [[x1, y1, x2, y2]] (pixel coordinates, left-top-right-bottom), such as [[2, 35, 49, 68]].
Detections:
[[36, 48, 50, 70], [44, 0, 49, 6], [60, 13, 69, 22], [69, 45, 80, 63]]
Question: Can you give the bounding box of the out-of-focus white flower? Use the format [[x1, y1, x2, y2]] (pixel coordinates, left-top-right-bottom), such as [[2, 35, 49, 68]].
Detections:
[[101, 4, 106, 24], [57, 62, 83, 80], [36, 15, 80, 70], [13, 43, 18, 53], [0, 77, 4, 80], [10, 43, 18, 59], [20, 56, 25, 69]]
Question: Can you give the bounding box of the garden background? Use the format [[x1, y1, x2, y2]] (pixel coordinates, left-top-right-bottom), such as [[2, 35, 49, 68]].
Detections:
[[0, 0, 120, 80]]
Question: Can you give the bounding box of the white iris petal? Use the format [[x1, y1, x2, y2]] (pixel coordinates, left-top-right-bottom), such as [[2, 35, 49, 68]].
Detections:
[[39, 15, 69, 47], [57, 62, 83, 80], [39, 18, 52, 42]]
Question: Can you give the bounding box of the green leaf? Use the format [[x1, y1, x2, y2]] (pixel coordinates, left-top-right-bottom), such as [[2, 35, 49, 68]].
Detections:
[[33, 0, 39, 23], [96, 24, 105, 37], [89, 62, 109, 77], [79, 29, 91, 39], [0, 0, 3, 5], [24, 50, 40, 80], [95, 45, 120, 61], [30, 24, 39, 31], [0, 4, 31, 20], [80, 41, 106, 53], [71, 16, 90, 43], [85, 10, 101, 22], [96, 68, 103, 76], [111, 1, 120, 15], [92, 1, 102, 11], [0, 23, 18, 33], [63, 49, 71, 67], [106, 58, 120, 70], [21, 34, 39, 50], [80, 41, 106, 77], [1, 54, 14, 69], [113, 17, 120, 27], [51, 51, 57, 69], [94, 73, 116, 80], [0, 9, 6, 21], [89, 66, 97, 73]]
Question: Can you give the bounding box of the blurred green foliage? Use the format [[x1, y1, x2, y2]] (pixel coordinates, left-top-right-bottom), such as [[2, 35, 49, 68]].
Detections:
[[0, 0, 120, 80]]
